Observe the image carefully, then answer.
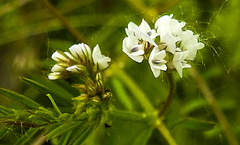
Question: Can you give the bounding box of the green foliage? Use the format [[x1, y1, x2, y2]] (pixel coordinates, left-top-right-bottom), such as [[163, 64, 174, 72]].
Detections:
[[0, 0, 239, 145]]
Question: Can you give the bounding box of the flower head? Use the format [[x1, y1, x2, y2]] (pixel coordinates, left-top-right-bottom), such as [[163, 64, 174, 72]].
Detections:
[[148, 48, 167, 78], [49, 43, 111, 80], [122, 14, 204, 78]]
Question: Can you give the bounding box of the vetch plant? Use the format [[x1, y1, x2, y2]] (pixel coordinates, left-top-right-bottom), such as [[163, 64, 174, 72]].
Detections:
[[0, 11, 237, 145], [123, 14, 204, 78]]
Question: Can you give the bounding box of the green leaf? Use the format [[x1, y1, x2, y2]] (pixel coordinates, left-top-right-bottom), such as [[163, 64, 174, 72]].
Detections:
[[14, 128, 39, 145], [0, 105, 15, 115], [85, 109, 155, 145], [20, 77, 73, 106], [0, 125, 8, 140], [0, 88, 41, 109], [46, 121, 83, 139], [109, 109, 155, 123], [179, 118, 216, 131], [110, 78, 134, 110], [68, 122, 90, 145], [58, 131, 72, 145], [72, 124, 94, 145], [166, 116, 216, 131]]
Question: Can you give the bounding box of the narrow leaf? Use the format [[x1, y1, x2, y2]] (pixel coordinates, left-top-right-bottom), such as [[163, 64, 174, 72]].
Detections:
[[58, 131, 72, 145], [0, 125, 8, 140], [0, 88, 41, 109], [0, 105, 15, 115], [132, 128, 154, 145], [46, 94, 62, 115], [46, 121, 83, 139], [14, 128, 39, 145], [20, 77, 73, 106], [111, 78, 134, 110], [72, 124, 94, 145]]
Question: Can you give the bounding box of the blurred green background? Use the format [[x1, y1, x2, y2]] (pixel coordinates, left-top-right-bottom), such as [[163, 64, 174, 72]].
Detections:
[[0, 0, 240, 145]]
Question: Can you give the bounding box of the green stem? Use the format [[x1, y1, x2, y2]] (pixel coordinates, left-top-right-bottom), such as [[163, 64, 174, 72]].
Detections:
[[189, 68, 239, 145], [156, 120, 178, 145], [158, 73, 176, 118], [40, 0, 87, 43]]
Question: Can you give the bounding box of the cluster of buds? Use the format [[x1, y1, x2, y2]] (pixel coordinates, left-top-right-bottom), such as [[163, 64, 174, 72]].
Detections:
[[122, 14, 204, 78], [48, 43, 111, 102]]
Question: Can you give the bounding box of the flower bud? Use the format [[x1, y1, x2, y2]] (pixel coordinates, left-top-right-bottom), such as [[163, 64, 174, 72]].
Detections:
[[66, 65, 87, 74], [72, 94, 89, 101], [91, 96, 101, 103], [102, 90, 112, 101]]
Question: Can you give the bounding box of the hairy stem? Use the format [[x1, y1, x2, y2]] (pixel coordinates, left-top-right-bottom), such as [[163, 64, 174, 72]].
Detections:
[[158, 72, 176, 118], [40, 0, 87, 43], [189, 68, 239, 145]]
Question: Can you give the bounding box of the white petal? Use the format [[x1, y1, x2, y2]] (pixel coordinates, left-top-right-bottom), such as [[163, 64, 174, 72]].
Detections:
[[69, 44, 84, 59], [66, 65, 79, 73], [150, 63, 161, 78], [130, 55, 144, 63], [51, 64, 66, 72], [161, 33, 177, 54], [92, 45, 111, 70], [48, 72, 62, 80], [51, 51, 69, 62], [139, 19, 151, 33]]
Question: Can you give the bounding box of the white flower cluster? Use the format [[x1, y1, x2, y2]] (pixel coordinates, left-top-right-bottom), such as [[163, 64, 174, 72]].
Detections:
[[48, 43, 111, 80], [122, 14, 204, 78]]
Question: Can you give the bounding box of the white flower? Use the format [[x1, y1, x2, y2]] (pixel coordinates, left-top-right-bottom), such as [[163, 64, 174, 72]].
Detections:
[[181, 30, 205, 60], [172, 51, 191, 77], [51, 51, 70, 63], [122, 36, 145, 63], [148, 48, 167, 78], [138, 19, 159, 39], [123, 19, 158, 63], [155, 14, 185, 38], [92, 45, 111, 70], [159, 32, 179, 54], [69, 43, 92, 62]]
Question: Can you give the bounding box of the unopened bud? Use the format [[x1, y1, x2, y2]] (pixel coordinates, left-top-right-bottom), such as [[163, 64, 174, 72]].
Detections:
[[48, 72, 68, 80], [72, 94, 88, 101], [72, 84, 87, 93], [102, 90, 112, 101], [86, 85, 96, 96], [91, 96, 101, 103], [95, 73, 104, 93], [66, 65, 87, 74]]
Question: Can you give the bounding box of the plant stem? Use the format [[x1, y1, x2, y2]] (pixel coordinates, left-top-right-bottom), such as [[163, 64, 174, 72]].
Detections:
[[40, 0, 87, 43], [158, 72, 176, 118], [189, 67, 239, 145], [156, 120, 178, 145]]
